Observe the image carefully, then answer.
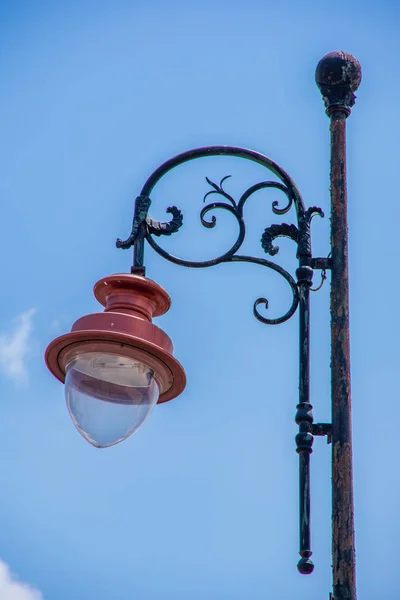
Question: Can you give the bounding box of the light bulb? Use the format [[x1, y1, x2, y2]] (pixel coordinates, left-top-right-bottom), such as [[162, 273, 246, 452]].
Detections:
[[65, 352, 159, 448]]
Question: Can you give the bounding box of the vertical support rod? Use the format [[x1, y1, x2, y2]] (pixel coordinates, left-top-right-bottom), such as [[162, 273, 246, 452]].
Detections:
[[330, 109, 356, 600], [116, 194, 150, 276], [133, 222, 146, 273], [316, 51, 362, 600], [131, 195, 151, 275], [295, 265, 314, 575]]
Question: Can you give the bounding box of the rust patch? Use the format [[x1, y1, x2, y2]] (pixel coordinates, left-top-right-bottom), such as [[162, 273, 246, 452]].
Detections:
[[330, 114, 357, 599]]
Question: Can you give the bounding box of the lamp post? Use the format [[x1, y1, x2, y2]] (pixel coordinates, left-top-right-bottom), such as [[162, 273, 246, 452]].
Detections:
[[45, 51, 361, 600]]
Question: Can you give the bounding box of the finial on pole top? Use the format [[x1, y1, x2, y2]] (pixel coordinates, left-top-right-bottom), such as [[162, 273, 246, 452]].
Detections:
[[315, 51, 362, 116]]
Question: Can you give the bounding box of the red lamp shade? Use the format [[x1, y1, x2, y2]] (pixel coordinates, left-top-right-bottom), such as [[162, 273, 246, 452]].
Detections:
[[45, 274, 186, 447]]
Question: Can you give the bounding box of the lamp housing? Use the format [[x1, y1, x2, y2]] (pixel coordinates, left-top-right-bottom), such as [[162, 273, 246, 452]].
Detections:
[[45, 274, 186, 447]]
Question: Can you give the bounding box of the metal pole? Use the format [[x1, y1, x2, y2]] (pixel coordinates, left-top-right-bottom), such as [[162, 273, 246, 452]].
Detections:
[[316, 51, 362, 600], [295, 264, 315, 575]]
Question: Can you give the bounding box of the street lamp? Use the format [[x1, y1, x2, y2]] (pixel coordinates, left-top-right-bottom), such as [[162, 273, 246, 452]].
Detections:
[[45, 51, 361, 600]]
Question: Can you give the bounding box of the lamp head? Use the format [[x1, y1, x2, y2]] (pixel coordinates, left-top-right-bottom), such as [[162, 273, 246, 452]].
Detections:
[[45, 274, 186, 447]]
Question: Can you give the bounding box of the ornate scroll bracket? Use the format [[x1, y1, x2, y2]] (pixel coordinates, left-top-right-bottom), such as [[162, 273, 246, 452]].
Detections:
[[116, 195, 151, 249], [116, 146, 326, 326], [116, 195, 183, 250]]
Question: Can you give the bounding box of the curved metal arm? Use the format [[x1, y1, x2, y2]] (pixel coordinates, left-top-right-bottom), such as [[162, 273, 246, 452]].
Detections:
[[139, 146, 306, 215]]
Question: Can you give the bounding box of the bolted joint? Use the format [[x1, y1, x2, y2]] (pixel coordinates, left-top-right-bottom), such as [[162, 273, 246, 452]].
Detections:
[[312, 422, 332, 444], [295, 402, 314, 425], [310, 257, 333, 271], [131, 266, 146, 276], [296, 431, 314, 453], [296, 265, 313, 286]]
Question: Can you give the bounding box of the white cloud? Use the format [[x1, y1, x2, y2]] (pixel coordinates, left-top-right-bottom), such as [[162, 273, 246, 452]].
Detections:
[[0, 560, 42, 600], [0, 309, 36, 384]]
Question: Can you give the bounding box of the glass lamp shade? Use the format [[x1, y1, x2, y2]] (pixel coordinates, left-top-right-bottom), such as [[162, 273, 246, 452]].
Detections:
[[65, 352, 160, 448]]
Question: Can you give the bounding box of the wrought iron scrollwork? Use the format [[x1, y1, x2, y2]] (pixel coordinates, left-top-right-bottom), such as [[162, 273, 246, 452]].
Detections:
[[116, 146, 323, 326]]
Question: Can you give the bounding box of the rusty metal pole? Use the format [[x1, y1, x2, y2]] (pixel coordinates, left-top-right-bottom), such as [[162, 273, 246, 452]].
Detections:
[[316, 52, 362, 600]]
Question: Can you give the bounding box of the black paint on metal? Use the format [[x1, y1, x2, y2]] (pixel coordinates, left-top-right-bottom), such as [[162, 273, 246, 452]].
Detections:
[[295, 264, 315, 574], [116, 196, 183, 269], [261, 223, 300, 256], [116, 195, 151, 266], [312, 423, 333, 442], [117, 147, 324, 329], [311, 257, 333, 271]]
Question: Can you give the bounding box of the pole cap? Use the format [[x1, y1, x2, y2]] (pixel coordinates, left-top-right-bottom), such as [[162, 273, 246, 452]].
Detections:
[[316, 51, 362, 115]]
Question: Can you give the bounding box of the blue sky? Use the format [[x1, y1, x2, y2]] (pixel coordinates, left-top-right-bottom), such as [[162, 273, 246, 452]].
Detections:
[[1, 1, 399, 598]]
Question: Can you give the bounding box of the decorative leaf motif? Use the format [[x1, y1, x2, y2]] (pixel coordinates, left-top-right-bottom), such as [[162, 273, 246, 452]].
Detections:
[[261, 223, 300, 256], [147, 206, 183, 237], [306, 206, 324, 220], [203, 175, 236, 206], [219, 175, 232, 187], [205, 177, 220, 192], [296, 206, 324, 257]]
